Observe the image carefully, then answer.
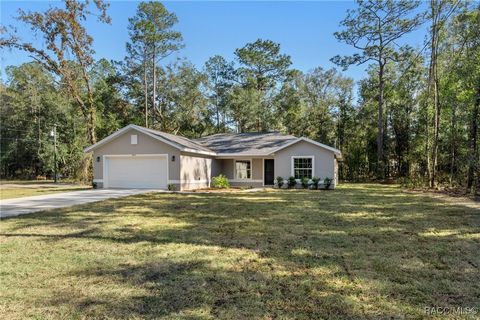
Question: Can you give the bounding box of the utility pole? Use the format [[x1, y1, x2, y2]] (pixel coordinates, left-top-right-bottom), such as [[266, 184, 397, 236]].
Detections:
[[50, 124, 57, 183]]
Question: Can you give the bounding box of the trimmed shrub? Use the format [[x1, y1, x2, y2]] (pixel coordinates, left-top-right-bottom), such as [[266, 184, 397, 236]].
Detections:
[[167, 183, 176, 191], [276, 176, 284, 188], [287, 176, 297, 188], [311, 177, 320, 189], [323, 177, 333, 189], [301, 177, 309, 189], [212, 174, 230, 189]]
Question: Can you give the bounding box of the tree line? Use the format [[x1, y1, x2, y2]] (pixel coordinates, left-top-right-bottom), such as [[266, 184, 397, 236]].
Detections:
[[1, 0, 478, 195]]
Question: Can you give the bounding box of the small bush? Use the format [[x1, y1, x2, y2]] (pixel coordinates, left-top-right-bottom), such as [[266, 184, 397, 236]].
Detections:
[[311, 177, 320, 189], [301, 177, 309, 189], [212, 174, 230, 189], [167, 183, 176, 191], [323, 177, 333, 189], [92, 181, 98, 189], [276, 176, 284, 188], [287, 176, 297, 188]]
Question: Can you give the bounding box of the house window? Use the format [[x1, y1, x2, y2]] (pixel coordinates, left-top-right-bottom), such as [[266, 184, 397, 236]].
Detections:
[[131, 135, 138, 145], [293, 157, 313, 179], [235, 160, 251, 179]]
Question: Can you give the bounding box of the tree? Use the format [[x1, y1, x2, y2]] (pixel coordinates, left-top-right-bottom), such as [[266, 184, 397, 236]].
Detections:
[[332, 0, 424, 179], [204, 55, 235, 132], [235, 39, 292, 131], [127, 1, 183, 126], [449, 6, 480, 193], [0, 0, 111, 146]]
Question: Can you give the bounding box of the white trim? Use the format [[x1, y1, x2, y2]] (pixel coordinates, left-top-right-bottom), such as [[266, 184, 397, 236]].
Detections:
[[93, 179, 103, 183], [234, 158, 253, 180], [103, 153, 169, 189], [291, 155, 315, 180], [269, 137, 341, 157]]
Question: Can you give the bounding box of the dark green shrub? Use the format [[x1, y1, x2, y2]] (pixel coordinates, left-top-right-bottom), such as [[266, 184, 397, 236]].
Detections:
[[167, 183, 176, 191], [287, 176, 297, 188], [311, 177, 320, 189], [92, 181, 98, 189], [323, 177, 333, 189], [212, 174, 230, 189], [301, 177, 309, 189], [276, 176, 284, 188]]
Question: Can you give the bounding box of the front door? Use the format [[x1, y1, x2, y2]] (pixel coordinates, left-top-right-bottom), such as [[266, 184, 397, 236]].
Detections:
[[264, 159, 274, 185]]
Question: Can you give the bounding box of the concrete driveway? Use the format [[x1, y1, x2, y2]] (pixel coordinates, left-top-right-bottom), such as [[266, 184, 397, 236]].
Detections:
[[0, 189, 161, 218]]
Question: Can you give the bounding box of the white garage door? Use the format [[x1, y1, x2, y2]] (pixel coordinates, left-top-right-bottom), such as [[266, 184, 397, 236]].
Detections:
[[105, 155, 168, 189]]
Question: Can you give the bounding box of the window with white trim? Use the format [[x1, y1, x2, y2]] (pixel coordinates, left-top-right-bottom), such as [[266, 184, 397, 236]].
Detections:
[[293, 157, 313, 179], [235, 160, 251, 179]]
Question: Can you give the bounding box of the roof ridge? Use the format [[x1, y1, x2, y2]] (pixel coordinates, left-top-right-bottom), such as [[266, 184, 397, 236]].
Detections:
[[132, 125, 215, 154]]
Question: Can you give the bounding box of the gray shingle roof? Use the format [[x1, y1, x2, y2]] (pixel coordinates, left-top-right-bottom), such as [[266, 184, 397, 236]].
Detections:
[[139, 126, 215, 154], [195, 132, 297, 155]]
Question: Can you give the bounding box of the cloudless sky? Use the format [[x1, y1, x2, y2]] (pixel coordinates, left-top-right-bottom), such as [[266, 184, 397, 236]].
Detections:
[[0, 1, 428, 86]]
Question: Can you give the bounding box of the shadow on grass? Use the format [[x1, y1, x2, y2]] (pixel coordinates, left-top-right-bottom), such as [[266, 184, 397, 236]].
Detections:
[[1, 184, 479, 319]]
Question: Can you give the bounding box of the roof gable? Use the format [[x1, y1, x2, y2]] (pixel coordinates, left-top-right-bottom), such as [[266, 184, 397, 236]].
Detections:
[[270, 137, 341, 156], [84, 125, 215, 155]]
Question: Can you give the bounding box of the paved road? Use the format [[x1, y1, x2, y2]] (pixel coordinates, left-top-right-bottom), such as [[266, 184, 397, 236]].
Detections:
[[0, 189, 161, 218]]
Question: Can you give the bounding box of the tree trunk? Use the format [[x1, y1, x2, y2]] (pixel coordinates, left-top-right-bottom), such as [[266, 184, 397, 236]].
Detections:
[[152, 46, 157, 128], [428, 0, 440, 188], [377, 61, 385, 179], [467, 85, 479, 193], [144, 47, 148, 128], [449, 103, 457, 186]]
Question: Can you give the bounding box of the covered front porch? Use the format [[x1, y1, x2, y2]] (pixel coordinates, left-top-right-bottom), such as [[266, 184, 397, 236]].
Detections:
[[212, 158, 275, 187]]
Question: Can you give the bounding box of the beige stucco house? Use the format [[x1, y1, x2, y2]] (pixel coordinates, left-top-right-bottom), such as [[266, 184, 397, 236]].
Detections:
[[84, 124, 342, 190]]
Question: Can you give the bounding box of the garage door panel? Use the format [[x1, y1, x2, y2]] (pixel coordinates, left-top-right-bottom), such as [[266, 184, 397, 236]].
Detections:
[[105, 156, 167, 189]]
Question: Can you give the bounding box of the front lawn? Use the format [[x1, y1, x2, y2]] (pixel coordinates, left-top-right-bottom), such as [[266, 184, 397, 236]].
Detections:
[[0, 184, 478, 319], [0, 181, 91, 200]]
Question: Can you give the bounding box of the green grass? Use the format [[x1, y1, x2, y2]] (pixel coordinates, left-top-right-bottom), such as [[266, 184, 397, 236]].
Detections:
[[1, 184, 91, 200], [0, 184, 478, 319]]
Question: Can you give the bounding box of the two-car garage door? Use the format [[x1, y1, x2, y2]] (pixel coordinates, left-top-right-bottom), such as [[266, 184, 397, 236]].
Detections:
[[104, 155, 168, 189]]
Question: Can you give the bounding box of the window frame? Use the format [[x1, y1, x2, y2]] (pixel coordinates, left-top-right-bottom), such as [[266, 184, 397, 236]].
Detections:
[[234, 159, 252, 180], [291, 156, 314, 180]]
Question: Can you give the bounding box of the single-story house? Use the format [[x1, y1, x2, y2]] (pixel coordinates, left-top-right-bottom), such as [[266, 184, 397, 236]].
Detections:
[[84, 124, 342, 190]]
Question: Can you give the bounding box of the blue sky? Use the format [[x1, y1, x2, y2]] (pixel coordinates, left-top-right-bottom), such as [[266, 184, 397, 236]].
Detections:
[[1, 1, 428, 84]]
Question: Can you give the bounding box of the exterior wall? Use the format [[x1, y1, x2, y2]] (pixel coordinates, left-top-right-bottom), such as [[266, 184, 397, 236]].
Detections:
[[89, 127, 339, 190], [274, 140, 337, 188], [92, 128, 181, 187], [179, 152, 212, 190], [215, 158, 264, 187]]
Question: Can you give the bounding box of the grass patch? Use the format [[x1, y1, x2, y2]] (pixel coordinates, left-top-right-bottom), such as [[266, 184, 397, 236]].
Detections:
[[1, 184, 91, 200], [0, 184, 478, 319]]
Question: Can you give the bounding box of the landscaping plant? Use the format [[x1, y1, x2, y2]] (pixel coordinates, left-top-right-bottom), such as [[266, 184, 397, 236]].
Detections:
[[311, 177, 320, 189], [301, 177, 309, 189], [212, 174, 230, 189], [287, 176, 297, 188], [276, 176, 284, 188], [323, 177, 332, 189]]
